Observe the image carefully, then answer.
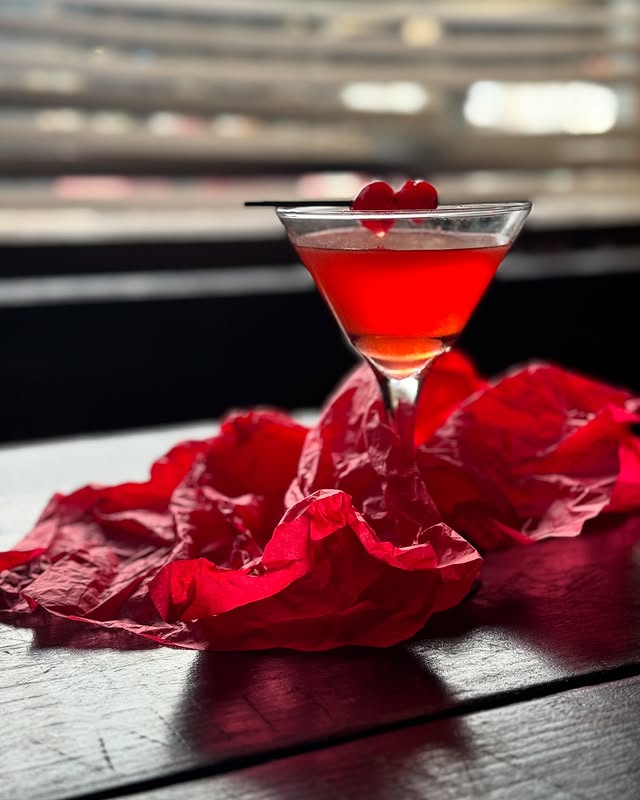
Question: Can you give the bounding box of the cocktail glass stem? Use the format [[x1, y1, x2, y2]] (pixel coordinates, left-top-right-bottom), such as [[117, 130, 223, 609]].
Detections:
[[376, 372, 424, 457]]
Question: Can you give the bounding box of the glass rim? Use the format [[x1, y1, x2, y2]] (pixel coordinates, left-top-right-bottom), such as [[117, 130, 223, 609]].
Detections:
[[276, 201, 532, 221]]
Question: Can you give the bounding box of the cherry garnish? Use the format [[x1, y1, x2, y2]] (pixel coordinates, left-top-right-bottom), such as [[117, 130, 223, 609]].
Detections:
[[351, 181, 397, 234], [351, 179, 438, 236], [395, 179, 438, 211]]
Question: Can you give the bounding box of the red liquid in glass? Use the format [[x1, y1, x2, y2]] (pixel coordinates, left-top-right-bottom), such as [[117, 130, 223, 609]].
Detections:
[[296, 229, 510, 378]]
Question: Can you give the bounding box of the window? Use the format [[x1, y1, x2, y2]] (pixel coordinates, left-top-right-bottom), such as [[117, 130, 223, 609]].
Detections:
[[0, 0, 638, 242]]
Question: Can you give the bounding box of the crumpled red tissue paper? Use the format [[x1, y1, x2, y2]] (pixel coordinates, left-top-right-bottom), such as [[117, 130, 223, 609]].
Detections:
[[418, 361, 640, 551], [1, 352, 639, 650]]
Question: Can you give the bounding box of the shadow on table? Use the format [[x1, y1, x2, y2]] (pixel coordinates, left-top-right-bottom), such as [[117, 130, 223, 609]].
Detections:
[[423, 518, 640, 669], [170, 645, 471, 763]]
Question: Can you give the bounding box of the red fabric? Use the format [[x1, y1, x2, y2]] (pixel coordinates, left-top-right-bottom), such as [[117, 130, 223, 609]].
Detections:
[[1, 353, 639, 650], [418, 363, 640, 550], [0, 548, 46, 572], [415, 349, 486, 444]]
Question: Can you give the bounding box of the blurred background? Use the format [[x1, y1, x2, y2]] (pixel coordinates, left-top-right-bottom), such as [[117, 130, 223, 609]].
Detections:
[[1, 0, 639, 441]]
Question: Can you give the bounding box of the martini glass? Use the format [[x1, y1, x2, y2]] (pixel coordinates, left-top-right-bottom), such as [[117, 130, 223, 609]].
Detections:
[[277, 202, 531, 455]]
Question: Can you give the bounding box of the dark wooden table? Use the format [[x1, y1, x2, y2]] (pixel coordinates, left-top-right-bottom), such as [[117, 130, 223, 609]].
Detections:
[[2, 423, 639, 800]]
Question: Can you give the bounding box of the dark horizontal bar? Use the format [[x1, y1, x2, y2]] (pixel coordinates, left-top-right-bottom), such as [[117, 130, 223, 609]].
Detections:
[[244, 200, 351, 207]]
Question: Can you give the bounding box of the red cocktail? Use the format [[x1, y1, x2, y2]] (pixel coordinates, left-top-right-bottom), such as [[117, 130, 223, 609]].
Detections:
[[297, 228, 509, 379], [277, 199, 531, 452]]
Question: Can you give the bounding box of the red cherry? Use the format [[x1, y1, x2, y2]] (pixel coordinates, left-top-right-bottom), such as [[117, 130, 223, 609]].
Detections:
[[351, 181, 396, 235], [394, 179, 438, 210], [351, 180, 397, 211]]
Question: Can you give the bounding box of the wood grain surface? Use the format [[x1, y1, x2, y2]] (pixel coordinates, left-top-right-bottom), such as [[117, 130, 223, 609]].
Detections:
[[1, 427, 640, 800], [131, 676, 640, 800]]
